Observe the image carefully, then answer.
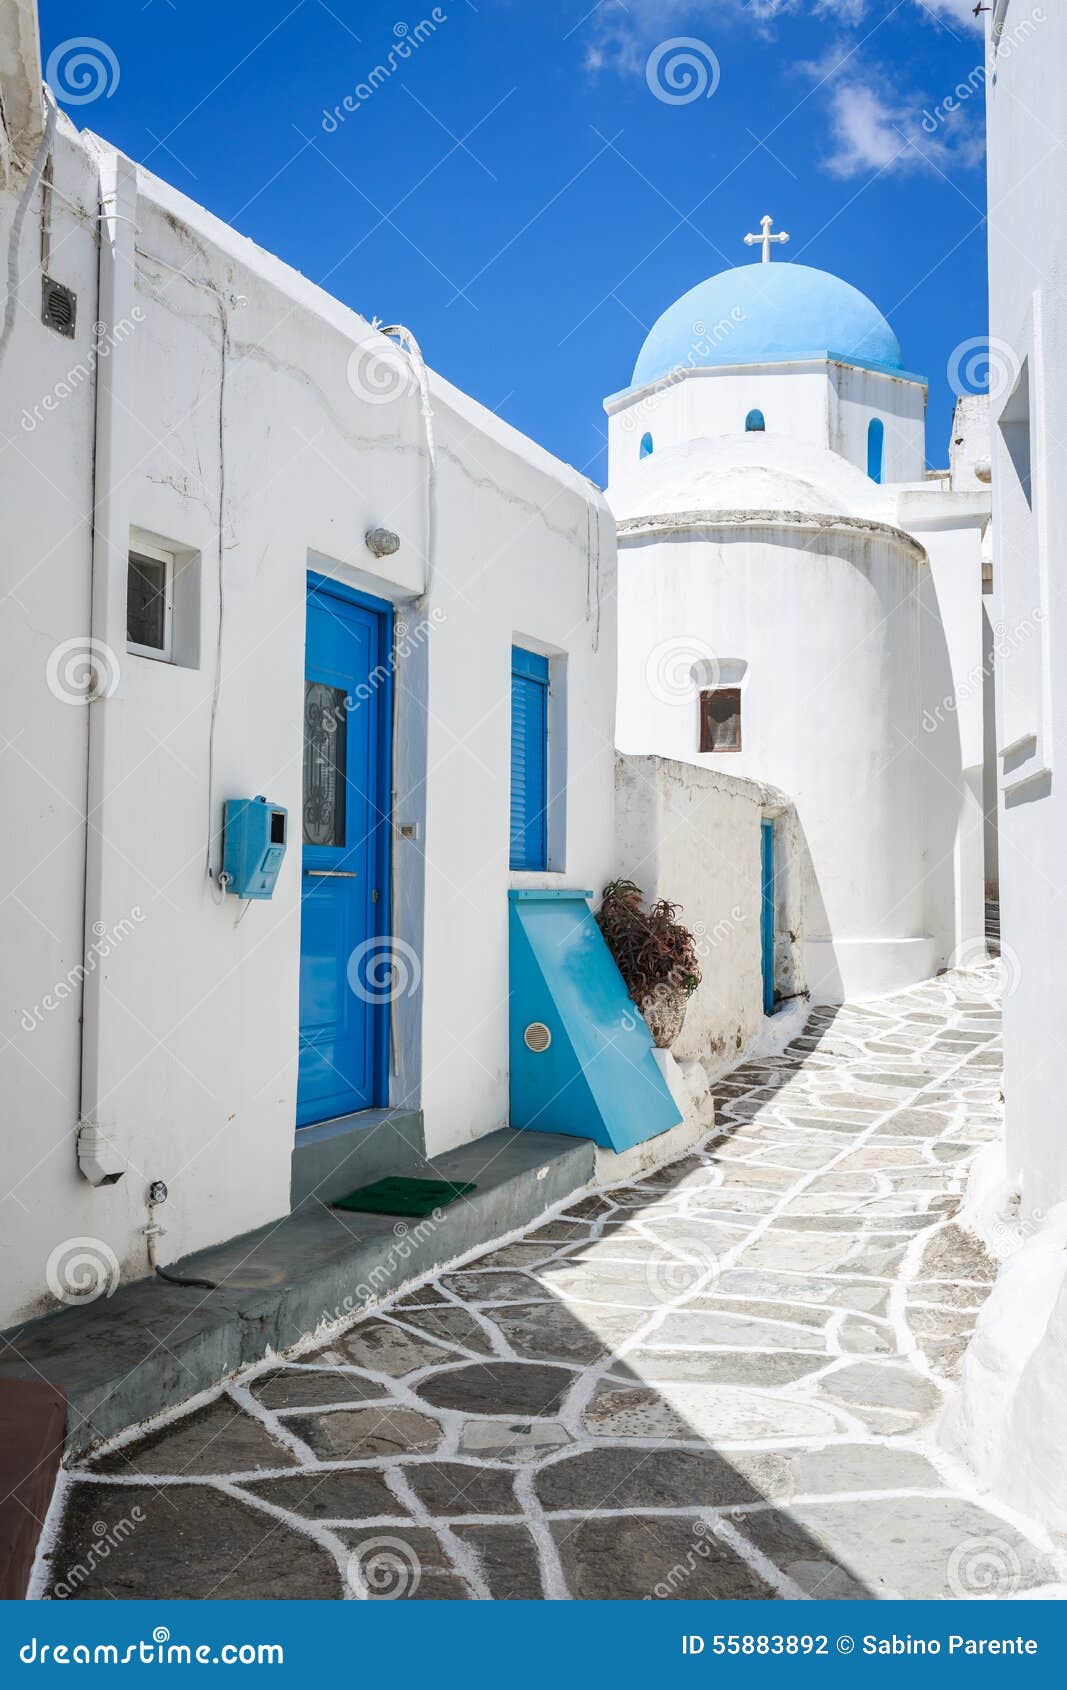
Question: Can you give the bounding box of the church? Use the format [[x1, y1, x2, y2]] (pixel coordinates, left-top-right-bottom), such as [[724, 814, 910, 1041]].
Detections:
[[609, 217, 993, 1009]]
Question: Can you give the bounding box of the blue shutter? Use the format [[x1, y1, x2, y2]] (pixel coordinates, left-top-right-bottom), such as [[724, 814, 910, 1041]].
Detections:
[[510, 647, 549, 870], [867, 417, 885, 483]]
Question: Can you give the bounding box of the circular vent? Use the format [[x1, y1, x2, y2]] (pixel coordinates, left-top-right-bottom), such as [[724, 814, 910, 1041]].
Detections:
[[523, 1021, 552, 1053]]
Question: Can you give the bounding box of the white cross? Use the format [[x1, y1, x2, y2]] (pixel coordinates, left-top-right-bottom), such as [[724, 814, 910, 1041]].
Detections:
[[744, 214, 790, 264]]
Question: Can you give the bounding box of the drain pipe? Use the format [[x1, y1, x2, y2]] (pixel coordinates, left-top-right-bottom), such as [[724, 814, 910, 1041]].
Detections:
[[77, 145, 138, 1184]]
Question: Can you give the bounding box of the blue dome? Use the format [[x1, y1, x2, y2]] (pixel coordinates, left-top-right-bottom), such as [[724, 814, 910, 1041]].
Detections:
[[631, 262, 904, 388]]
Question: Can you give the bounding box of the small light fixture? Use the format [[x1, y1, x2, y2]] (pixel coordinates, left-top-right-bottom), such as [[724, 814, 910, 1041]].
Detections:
[[366, 526, 400, 558]]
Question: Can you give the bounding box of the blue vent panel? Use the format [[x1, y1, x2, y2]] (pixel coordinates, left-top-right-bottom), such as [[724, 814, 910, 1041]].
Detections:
[[509, 889, 682, 1152]]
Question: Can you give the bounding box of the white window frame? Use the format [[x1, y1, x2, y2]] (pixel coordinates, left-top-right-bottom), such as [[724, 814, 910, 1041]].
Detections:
[[127, 540, 175, 662]]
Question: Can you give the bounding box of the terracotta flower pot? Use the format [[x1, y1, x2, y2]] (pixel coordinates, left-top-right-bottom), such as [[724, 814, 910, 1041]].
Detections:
[[641, 983, 688, 1050]]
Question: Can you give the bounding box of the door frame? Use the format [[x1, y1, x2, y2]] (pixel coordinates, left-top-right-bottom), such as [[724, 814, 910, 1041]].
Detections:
[[299, 569, 394, 1126]]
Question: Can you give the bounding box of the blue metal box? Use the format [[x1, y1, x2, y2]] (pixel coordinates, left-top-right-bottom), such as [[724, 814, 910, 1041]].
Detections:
[[222, 796, 288, 899]]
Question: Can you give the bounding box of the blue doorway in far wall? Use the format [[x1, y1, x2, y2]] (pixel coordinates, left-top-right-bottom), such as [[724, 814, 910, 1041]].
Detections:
[[297, 573, 393, 1128], [761, 818, 776, 1016]]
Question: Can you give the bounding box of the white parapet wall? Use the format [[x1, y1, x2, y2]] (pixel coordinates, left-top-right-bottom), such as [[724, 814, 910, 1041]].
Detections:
[[940, 1148, 1067, 1534], [613, 753, 805, 1082]]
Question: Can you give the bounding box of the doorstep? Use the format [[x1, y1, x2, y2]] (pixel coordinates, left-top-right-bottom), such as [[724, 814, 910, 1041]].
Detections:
[[290, 1106, 425, 1207], [0, 1127, 593, 1462]]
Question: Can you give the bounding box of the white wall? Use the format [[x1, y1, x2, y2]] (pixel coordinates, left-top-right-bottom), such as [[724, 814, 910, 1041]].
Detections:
[[937, 0, 1067, 1539], [898, 491, 989, 970], [613, 513, 931, 1001], [829, 362, 927, 484], [0, 110, 102, 1326], [0, 107, 616, 1324], [617, 756, 762, 1069], [985, 0, 1066, 1214], [606, 360, 926, 493]]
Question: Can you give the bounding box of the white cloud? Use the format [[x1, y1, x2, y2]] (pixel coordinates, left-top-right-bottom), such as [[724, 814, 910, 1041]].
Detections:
[[581, 0, 979, 68], [823, 78, 986, 178], [580, 0, 986, 178], [825, 83, 911, 175]]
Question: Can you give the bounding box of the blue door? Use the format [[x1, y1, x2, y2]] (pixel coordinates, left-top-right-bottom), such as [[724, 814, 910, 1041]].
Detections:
[[297, 575, 392, 1128], [760, 818, 775, 1016]]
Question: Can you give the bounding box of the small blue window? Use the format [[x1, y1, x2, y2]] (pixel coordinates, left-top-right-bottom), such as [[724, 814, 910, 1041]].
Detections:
[[867, 417, 885, 483], [745, 409, 765, 432], [510, 646, 549, 871], [639, 432, 653, 459]]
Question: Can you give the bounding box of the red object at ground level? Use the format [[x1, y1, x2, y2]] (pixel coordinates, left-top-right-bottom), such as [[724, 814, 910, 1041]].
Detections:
[[0, 1380, 65, 1598]]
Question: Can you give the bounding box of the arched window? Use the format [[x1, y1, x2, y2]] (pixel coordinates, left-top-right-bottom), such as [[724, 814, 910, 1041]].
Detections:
[[639, 432, 653, 459], [867, 417, 885, 483], [745, 409, 765, 432]]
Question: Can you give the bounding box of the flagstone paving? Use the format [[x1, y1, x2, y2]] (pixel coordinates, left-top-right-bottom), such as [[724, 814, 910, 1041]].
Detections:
[[41, 962, 1067, 1601]]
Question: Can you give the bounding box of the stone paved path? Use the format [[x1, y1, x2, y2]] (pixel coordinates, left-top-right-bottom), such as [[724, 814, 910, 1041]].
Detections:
[[42, 963, 1067, 1600]]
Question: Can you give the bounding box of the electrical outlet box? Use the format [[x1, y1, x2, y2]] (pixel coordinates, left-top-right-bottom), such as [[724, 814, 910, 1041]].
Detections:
[[222, 796, 288, 899]]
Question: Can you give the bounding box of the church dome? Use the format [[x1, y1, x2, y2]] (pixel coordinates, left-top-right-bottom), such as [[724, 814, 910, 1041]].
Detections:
[[631, 262, 904, 389]]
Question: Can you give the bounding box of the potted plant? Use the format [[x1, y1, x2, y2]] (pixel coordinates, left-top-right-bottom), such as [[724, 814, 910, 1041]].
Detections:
[[596, 879, 702, 1049]]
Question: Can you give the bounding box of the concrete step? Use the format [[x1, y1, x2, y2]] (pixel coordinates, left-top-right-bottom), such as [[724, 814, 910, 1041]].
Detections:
[[0, 1128, 593, 1461]]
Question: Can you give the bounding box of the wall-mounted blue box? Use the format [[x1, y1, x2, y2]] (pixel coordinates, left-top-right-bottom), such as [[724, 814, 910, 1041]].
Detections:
[[222, 796, 288, 899]]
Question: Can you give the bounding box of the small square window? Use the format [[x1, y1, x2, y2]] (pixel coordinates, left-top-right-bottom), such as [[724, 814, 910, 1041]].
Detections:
[[699, 686, 742, 753], [127, 547, 173, 659]]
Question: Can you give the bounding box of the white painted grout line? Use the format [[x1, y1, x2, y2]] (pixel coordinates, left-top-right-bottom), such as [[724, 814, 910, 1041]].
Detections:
[[38, 964, 1052, 1603]]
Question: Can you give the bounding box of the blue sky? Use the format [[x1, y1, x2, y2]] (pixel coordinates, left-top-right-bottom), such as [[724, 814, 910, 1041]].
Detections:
[[39, 0, 989, 480]]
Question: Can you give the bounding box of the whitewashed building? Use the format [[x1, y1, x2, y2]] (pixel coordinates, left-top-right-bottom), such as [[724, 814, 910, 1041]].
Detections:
[[0, 3, 628, 1327], [608, 224, 993, 1011], [942, 0, 1067, 1534]]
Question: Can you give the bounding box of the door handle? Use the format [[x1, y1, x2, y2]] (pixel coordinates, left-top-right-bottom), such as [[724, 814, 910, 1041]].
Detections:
[[304, 869, 358, 878]]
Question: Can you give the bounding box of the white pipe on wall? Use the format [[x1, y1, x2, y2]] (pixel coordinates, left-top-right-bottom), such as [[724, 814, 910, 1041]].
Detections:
[[77, 143, 138, 1172]]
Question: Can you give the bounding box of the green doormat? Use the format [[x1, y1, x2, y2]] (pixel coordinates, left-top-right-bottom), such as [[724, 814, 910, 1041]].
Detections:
[[332, 1176, 476, 1217]]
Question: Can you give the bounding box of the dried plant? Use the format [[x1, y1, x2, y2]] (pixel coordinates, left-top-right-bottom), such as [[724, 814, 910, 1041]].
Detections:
[[596, 879, 702, 1007]]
